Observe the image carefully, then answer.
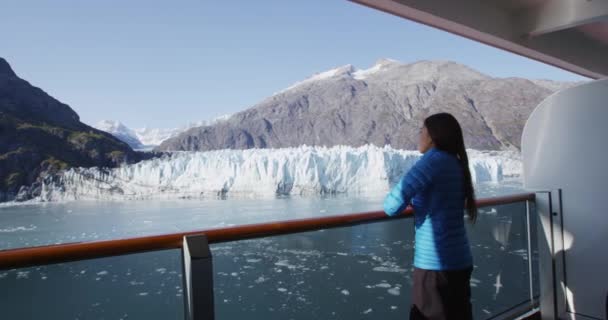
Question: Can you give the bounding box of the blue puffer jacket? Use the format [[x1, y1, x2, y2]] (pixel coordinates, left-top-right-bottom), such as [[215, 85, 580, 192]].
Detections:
[[384, 147, 473, 270]]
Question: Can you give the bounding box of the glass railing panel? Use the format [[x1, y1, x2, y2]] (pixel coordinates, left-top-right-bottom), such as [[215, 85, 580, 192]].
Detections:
[[212, 218, 415, 319], [471, 201, 536, 318], [212, 200, 536, 320], [0, 249, 184, 319]]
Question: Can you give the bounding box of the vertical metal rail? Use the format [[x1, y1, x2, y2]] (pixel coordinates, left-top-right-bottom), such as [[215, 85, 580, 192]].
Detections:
[[525, 199, 535, 307], [182, 234, 214, 320]]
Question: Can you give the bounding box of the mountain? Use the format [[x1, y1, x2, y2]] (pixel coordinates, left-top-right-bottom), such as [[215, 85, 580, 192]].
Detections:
[[0, 57, 148, 201], [157, 59, 578, 152], [95, 120, 144, 149], [94, 115, 233, 150]]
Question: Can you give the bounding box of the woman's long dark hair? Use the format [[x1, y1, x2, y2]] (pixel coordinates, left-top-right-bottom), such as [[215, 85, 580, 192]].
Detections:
[[424, 113, 477, 222]]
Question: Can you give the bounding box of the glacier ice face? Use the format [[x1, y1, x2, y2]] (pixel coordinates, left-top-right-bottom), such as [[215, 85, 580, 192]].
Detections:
[[39, 145, 521, 201]]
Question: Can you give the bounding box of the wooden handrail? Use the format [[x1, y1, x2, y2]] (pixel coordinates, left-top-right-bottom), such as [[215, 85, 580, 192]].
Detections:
[[0, 193, 534, 270]]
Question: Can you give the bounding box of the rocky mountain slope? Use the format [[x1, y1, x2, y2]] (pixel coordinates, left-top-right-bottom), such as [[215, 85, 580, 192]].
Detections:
[[0, 58, 148, 201], [158, 59, 574, 152]]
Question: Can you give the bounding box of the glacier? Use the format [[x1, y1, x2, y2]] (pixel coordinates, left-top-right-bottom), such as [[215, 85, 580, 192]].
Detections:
[[39, 145, 521, 201]]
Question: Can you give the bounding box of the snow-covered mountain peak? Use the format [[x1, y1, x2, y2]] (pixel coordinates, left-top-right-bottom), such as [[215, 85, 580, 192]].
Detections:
[[96, 120, 131, 133], [302, 64, 356, 83], [94, 120, 142, 149], [94, 114, 233, 149], [374, 58, 400, 67], [312, 64, 355, 79], [279, 59, 489, 92], [353, 58, 402, 80], [282, 64, 356, 93]]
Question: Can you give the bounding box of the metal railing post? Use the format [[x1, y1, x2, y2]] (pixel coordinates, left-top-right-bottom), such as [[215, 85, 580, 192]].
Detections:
[[525, 199, 535, 307], [182, 234, 214, 320]]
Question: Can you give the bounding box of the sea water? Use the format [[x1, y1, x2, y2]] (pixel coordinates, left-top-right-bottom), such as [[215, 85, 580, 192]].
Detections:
[[0, 179, 536, 319]]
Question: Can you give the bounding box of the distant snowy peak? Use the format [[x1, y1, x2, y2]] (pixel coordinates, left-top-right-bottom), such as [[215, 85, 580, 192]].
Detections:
[[279, 59, 490, 94], [94, 120, 142, 149], [95, 120, 133, 135], [94, 114, 232, 149], [133, 127, 177, 148]]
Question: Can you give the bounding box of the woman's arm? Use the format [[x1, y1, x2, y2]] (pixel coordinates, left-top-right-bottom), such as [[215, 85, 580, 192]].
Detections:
[[383, 152, 438, 216]]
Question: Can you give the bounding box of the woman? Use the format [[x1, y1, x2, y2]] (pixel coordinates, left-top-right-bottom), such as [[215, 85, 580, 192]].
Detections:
[[384, 112, 476, 320]]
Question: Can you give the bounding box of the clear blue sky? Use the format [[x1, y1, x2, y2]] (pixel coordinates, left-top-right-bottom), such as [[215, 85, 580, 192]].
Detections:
[[1, 0, 588, 129]]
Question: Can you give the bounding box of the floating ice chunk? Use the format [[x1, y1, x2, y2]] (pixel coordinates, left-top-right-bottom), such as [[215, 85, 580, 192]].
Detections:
[[0, 225, 37, 233], [373, 266, 406, 273], [387, 287, 400, 296], [275, 260, 297, 269], [470, 277, 481, 288]]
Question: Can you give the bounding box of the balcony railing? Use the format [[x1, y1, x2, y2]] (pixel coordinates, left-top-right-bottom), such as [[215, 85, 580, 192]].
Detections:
[[0, 193, 538, 320]]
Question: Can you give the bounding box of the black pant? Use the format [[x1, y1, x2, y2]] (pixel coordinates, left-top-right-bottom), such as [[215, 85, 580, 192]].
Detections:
[[410, 267, 473, 320]]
